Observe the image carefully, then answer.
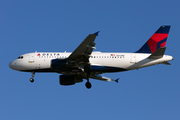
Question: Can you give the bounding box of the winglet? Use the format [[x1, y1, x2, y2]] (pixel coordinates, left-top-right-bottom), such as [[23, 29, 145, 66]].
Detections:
[[94, 31, 100, 36], [115, 78, 119, 83], [161, 62, 171, 65]]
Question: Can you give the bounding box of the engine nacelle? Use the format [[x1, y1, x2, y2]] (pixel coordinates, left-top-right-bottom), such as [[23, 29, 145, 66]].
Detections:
[[59, 75, 83, 85], [51, 59, 68, 71]]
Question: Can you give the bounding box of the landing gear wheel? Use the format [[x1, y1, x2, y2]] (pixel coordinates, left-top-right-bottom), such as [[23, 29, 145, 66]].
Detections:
[[30, 72, 35, 83], [85, 82, 92, 89], [30, 78, 34, 83]]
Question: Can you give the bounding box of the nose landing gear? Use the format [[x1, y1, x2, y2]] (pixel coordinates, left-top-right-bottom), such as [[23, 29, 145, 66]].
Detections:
[[30, 72, 35, 83]]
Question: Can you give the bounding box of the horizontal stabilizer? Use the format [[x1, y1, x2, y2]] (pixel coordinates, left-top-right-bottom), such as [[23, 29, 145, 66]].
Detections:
[[161, 62, 171, 65], [148, 47, 166, 59]]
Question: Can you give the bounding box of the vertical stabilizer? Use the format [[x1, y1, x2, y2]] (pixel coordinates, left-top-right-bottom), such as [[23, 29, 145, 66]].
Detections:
[[136, 26, 171, 53]]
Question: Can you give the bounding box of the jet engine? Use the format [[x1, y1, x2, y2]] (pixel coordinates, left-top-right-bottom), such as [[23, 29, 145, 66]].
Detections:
[[59, 75, 83, 85], [51, 59, 68, 71]]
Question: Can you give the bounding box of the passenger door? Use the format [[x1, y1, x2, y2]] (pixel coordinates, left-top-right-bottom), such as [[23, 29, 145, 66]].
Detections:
[[28, 53, 34, 63]]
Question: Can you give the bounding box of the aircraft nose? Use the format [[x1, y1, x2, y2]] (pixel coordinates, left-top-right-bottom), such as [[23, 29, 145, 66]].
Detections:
[[9, 61, 15, 70], [9, 60, 20, 70]]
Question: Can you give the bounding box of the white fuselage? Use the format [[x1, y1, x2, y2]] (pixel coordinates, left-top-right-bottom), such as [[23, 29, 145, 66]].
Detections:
[[9, 51, 173, 73]]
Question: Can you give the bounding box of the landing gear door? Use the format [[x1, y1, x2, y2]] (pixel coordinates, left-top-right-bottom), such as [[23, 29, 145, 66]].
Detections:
[[28, 53, 34, 63], [130, 54, 136, 63]]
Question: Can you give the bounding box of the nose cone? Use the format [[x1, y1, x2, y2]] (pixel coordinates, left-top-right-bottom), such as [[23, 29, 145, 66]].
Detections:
[[9, 60, 22, 71], [9, 61, 16, 70]]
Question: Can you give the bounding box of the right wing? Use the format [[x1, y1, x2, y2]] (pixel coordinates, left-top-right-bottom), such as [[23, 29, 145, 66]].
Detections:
[[67, 31, 99, 69], [51, 32, 99, 73]]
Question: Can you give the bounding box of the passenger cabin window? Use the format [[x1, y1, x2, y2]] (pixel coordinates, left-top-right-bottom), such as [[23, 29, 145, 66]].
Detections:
[[18, 56, 23, 59]]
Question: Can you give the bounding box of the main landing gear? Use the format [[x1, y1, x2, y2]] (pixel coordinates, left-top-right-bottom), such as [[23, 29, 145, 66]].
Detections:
[[85, 82, 92, 89], [85, 78, 92, 89], [30, 72, 35, 83]]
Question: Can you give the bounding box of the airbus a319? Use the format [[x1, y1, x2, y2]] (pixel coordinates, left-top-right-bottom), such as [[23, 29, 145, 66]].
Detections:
[[9, 26, 173, 89]]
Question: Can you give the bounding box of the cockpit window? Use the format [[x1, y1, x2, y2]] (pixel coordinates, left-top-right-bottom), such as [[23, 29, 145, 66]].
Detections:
[[18, 56, 23, 59]]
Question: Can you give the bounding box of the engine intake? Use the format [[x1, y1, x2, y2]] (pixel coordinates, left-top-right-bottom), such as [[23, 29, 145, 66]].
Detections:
[[51, 59, 68, 71]]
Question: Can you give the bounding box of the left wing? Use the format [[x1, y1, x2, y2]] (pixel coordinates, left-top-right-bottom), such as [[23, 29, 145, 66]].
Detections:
[[67, 31, 99, 69], [89, 74, 119, 83]]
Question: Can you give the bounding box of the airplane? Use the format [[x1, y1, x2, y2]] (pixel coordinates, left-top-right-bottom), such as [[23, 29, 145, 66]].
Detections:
[[9, 26, 173, 89]]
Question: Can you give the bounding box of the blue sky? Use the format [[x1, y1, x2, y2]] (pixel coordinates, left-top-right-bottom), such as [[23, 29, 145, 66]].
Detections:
[[1, 0, 180, 120]]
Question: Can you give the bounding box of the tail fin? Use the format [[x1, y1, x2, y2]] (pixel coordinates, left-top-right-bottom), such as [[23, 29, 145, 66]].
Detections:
[[136, 26, 171, 53]]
